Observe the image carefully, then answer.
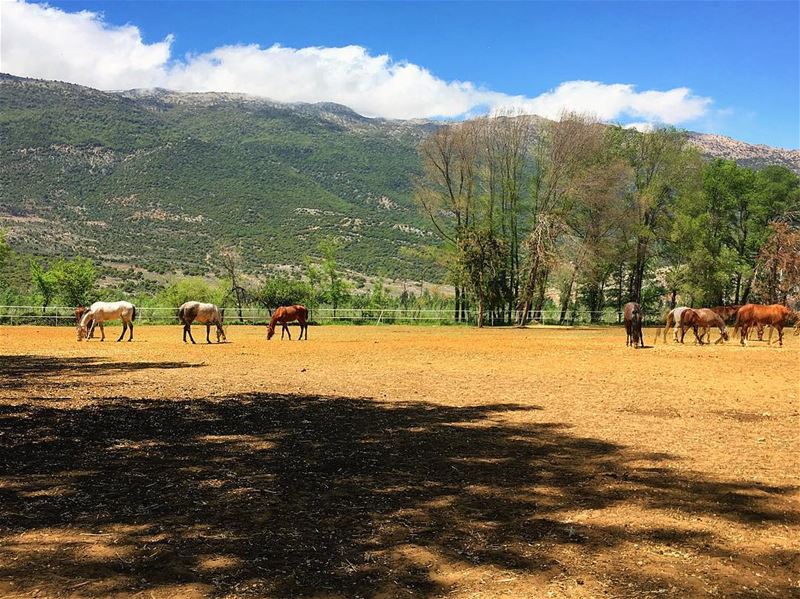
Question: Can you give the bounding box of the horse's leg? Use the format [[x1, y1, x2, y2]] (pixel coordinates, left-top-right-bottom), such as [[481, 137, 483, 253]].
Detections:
[[128, 319, 134, 341], [206, 324, 211, 344], [741, 324, 748, 346], [776, 325, 783, 346], [117, 321, 127, 342], [99, 323, 105, 342], [187, 324, 196, 344], [285, 323, 292, 340], [766, 325, 774, 345], [183, 323, 187, 343]]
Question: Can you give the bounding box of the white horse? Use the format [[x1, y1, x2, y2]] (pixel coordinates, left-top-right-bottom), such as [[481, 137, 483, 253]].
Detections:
[[77, 301, 136, 342], [178, 301, 226, 344], [657, 306, 690, 344]]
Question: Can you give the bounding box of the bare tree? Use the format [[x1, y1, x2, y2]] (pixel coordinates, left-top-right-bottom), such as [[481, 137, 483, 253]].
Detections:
[[219, 246, 247, 323], [416, 121, 480, 321]]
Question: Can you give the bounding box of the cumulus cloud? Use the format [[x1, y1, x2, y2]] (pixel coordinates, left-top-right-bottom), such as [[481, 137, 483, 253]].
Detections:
[[1, 0, 712, 125]]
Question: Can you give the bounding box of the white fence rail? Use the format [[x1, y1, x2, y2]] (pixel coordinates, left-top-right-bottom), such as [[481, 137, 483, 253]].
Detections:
[[0, 305, 646, 326]]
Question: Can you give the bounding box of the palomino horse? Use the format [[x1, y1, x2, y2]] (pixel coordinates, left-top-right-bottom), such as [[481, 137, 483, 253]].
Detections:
[[267, 305, 308, 340], [623, 302, 644, 348], [656, 306, 690, 344], [77, 301, 136, 342], [680, 308, 729, 345], [734, 304, 792, 346], [178, 301, 226, 344]]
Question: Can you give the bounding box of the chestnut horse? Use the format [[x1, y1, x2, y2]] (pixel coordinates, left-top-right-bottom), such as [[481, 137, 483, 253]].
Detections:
[[680, 308, 729, 345], [623, 302, 644, 348], [267, 305, 308, 340], [733, 304, 792, 346]]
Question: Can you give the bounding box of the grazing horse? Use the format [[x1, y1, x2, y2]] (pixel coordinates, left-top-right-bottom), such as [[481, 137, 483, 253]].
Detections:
[[74, 306, 94, 339], [657, 306, 690, 344], [77, 301, 136, 342], [178, 301, 226, 344], [733, 304, 792, 346], [680, 308, 729, 345], [267, 305, 308, 341], [623, 302, 644, 348]]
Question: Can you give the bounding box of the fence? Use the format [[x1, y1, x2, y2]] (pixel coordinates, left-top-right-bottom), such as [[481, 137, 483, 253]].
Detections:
[[0, 305, 661, 327]]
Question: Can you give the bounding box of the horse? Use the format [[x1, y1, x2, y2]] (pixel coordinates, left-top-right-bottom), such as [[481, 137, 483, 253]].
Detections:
[[74, 306, 94, 339], [733, 304, 792, 346], [710, 305, 740, 324], [623, 302, 644, 348], [267, 305, 308, 341], [656, 306, 690, 344], [680, 308, 729, 345], [77, 301, 136, 342], [178, 301, 226, 344]]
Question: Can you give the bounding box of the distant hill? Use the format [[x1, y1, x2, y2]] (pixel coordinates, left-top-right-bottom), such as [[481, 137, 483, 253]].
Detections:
[[0, 75, 437, 282], [1, 74, 797, 283], [686, 132, 800, 173]]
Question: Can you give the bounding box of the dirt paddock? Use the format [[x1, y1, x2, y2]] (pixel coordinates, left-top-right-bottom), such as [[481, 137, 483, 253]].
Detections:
[[0, 324, 798, 598]]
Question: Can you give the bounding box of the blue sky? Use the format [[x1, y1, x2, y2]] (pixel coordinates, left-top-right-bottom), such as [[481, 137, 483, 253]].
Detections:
[[3, 1, 798, 148]]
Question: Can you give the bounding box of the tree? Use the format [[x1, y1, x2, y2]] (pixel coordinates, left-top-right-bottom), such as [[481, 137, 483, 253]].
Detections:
[[157, 277, 223, 308], [255, 276, 313, 313], [218, 246, 247, 323], [52, 257, 97, 307], [30, 260, 58, 311], [416, 121, 480, 321], [609, 126, 701, 304], [318, 238, 350, 316], [753, 222, 800, 304], [459, 228, 508, 327]]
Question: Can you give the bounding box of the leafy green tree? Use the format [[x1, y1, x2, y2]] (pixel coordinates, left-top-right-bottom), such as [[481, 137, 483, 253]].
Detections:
[[52, 257, 97, 307], [30, 260, 58, 310], [319, 238, 350, 315], [157, 277, 223, 308], [255, 276, 313, 312]]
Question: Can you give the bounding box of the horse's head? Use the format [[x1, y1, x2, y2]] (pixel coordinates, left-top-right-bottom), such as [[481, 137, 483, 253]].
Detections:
[[720, 327, 729, 342], [216, 325, 227, 343], [266, 325, 275, 340], [76, 311, 92, 341]]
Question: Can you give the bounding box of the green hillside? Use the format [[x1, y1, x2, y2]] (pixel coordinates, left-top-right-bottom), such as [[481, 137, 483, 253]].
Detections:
[[0, 75, 438, 281]]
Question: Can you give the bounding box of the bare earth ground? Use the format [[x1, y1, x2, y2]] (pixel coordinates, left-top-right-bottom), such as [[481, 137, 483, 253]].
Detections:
[[0, 324, 798, 599]]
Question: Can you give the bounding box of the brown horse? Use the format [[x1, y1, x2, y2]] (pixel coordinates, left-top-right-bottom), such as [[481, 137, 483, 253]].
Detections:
[[623, 302, 644, 348], [710, 305, 740, 323], [267, 305, 309, 340], [733, 304, 792, 346], [680, 308, 729, 344]]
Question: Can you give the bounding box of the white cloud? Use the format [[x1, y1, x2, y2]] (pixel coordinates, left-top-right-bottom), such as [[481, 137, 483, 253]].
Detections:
[[0, 0, 713, 125]]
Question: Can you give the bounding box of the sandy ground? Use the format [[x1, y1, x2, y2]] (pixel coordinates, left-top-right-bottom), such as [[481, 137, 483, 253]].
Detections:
[[0, 324, 798, 599]]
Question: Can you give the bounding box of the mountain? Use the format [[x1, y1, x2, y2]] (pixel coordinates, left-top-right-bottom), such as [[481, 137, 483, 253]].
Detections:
[[685, 132, 800, 173], [0, 75, 437, 282], [2, 74, 797, 284]]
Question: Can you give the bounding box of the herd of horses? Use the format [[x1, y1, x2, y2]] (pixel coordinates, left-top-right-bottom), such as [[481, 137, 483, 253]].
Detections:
[[623, 301, 799, 348], [73, 299, 797, 348], [74, 301, 309, 343]]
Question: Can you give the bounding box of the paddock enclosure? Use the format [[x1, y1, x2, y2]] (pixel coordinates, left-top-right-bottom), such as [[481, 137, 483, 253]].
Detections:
[[0, 325, 797, 599]]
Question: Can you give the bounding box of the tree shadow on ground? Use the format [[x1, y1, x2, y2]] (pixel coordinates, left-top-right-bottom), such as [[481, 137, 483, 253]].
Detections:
[[0, 391, 797, 598], [0, 355, 201, 391]]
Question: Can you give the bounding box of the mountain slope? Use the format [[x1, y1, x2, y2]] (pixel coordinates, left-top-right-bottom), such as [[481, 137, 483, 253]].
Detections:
[[0, 75, 436, 280]]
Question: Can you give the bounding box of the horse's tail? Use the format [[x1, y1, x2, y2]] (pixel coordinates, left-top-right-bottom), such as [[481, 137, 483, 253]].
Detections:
[[177, 305, 185, 323], [131, 305, 137, 322], [219, 307, 225, 323]]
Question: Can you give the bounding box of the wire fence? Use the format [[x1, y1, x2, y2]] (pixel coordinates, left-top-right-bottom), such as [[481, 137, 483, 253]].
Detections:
[[0, 305, 661, 327]]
